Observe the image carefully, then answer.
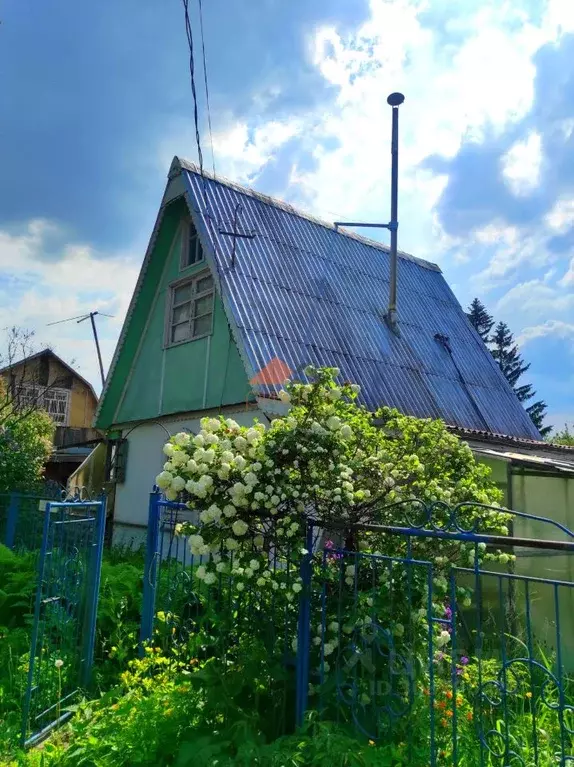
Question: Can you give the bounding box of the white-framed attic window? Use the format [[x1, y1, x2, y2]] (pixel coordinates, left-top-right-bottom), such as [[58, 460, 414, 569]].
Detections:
[[165, 271, 215, 347], [180, 219, 204, 270]]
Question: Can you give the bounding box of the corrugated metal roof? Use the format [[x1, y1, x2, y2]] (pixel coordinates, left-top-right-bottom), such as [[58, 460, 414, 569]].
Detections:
[[177, 158, 541, 441]]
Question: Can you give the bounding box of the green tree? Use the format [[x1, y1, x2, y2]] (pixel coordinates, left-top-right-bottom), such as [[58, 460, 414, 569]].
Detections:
[[552, 424, 574, 446], [490, 321, 550, 437], [467, 297, 494, 343], [0, 379, 54, 493]]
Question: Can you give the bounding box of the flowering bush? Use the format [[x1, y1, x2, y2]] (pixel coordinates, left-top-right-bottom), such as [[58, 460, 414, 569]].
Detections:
[[157, 366, 509, 598]]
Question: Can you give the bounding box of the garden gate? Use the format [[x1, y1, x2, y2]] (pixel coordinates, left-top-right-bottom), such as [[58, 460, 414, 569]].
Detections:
[[141, 493, 574, 764], [21, 496, 106, 746]]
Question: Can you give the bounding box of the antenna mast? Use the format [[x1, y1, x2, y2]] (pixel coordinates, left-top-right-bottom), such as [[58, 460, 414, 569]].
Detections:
[[47, 310, 113, 388], [334, 91, 405, 334]]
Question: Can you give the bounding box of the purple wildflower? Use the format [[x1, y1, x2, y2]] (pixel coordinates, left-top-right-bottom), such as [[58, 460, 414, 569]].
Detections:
[[461, 656, 469, 666], [444, 605, 453, 620]]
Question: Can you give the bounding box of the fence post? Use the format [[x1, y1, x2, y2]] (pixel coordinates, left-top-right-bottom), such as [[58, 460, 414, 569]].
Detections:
[[295, 520, 314, 728], [5, 492, 19, 549], [140, 491, 161, 651], [21, 500, 52, 745], [81, 497, 107, 687]]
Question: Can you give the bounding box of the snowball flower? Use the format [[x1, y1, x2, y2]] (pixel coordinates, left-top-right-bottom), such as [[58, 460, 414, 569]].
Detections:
[[326, 416, 341, 431], [188, 534, 204, 550], [54, 659, 64, 669], [186, 459, 198, 473], [232, 519, 249, 536], [223, 504, 236, 518], [278, 390, 291, 404], [234, 436, 248, 451], [233, 455, 247, 470], [244, 472, 258, 486], [292, 582, 302, 593], [192, 434, 205, 447], [350, 384, 360, 394], [225, 538, 239, 551], [436, 630, 451, 647], [245, 428, 260, 443], [170, 476, 186, 493], [208, 504, 222, 523], [173, 432, 191, 447], [196, 565, 207, 581], [163, 443, 175, 457], [171, 451, 187, 467], [202, 450, 216, 464], [225, 418, 240, 431], [327, 388, 342, 401], [164, 461, 175, 472], [340, 425, 353, 439], [204, 572, 216, 585], [323, 643, 334, 656], [155, 471, 173, 489], [236, 582, 245, 592], [221, 450, 234, 463]]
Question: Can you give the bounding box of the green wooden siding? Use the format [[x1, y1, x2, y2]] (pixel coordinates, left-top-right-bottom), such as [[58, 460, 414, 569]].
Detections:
[[97, 198, 251, 428]]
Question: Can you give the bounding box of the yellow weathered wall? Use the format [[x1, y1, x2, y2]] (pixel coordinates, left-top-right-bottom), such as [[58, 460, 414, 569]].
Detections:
[[69, 380, 97, 427], [46, 357, 97, 428]]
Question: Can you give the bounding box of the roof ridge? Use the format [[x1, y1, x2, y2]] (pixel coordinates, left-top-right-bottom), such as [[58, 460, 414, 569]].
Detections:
[[0, 348, 98, 402], [172, 157, 441, 273]]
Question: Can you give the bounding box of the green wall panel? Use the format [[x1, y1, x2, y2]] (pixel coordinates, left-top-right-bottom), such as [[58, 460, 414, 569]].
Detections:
[[103, 199, 251, 426]]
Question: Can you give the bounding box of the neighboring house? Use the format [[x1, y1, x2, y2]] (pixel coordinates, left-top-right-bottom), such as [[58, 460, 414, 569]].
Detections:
[[0, 349, 101, 485], [95, 157, 574, 543]]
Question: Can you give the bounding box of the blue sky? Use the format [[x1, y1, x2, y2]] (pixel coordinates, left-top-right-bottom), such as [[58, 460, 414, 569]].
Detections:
[[1, 0, 573, 433]]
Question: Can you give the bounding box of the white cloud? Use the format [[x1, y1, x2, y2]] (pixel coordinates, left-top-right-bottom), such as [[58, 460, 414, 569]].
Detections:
[[501, 132, 543, 196], [545, 197, 574, 234], [496, 279, 574, 320], [518, 320, 574, 345], [158, 116, 302, 187], [284, 0, 560, 262], [0, 220, 140, 391], [560, 257, 574, 288]]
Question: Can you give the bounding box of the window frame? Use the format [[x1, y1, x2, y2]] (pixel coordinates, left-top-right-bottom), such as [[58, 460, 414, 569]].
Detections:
[[18, 385, 70, 425], [164, 270, 215, 348], [179, 218, 204, 271]]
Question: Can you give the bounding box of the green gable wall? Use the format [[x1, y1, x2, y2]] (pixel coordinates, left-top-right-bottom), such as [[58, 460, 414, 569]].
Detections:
[[96, 197, 251, 428]]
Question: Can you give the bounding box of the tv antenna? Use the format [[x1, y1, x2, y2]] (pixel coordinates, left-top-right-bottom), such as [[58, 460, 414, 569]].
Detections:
[[334, 92, 405, 334], [47, 311, 113, 387]]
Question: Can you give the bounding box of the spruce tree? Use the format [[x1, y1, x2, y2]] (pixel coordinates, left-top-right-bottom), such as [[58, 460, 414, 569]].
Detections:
[[490, 321, 550, 436], [467, 298, 495, 343]]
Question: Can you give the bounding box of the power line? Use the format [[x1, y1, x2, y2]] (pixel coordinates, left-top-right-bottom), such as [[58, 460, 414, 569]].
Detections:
[[198, 0, 216, 176], [182, 0, 207, 201]]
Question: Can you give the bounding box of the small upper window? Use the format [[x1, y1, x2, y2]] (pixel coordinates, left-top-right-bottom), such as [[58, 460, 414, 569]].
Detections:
[[180, 220, 204, 270], [167, 272, 214, 346]]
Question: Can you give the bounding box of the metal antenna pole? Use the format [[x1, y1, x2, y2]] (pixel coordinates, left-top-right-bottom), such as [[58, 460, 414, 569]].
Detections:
[[78, 312, 105, 387], [47, 310, 113, 389], [333, 92, 405, 334], [387, 91, 403, 330]]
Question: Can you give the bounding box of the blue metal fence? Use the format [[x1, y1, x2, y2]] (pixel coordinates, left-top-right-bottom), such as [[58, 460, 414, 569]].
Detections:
[[142, 495, 574, 764], [0, 486, 65, 552], [20, 496, 106, 746]]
